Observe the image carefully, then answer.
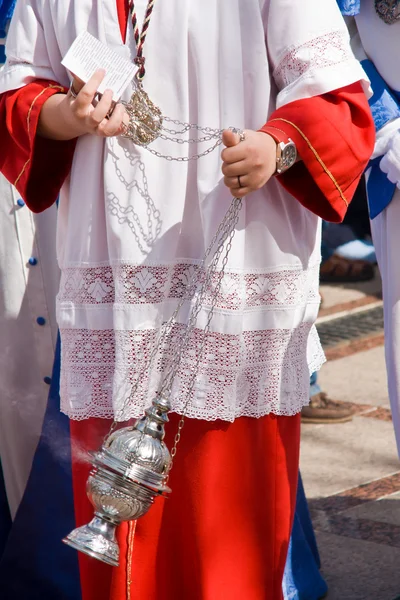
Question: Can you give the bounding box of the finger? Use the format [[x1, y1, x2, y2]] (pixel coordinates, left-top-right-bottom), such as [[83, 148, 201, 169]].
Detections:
[[70, 73, 86, 95], [90, 89, 114, 126], [74, 68, 106, 109], [227, 185, 250, 198], [97, 103, 126, 137], [222, 129, 241, 148], [221, 144, 247, 164], [222, 160, 248, 178], [224, 175, 249, 189]]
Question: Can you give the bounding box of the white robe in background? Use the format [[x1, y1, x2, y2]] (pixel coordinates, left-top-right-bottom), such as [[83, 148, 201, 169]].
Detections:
[[348, 5, 400, 456], [0, 173, 59, 518]]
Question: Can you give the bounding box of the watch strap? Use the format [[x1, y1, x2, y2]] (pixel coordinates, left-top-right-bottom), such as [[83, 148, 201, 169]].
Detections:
[[261, 125, 292, 146], [261, 125, 297, 175]]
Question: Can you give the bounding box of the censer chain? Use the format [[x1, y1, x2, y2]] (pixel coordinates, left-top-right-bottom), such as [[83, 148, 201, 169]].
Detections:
[[165, 201, 241, 473], [105, 187, 243, 439], [158, 197, 241, 397], [136, 194, 242, 474], [106, 0, 244, 467]]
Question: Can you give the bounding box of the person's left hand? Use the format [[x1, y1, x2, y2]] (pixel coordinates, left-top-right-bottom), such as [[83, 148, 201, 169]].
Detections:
[[380, 129, 400, 189], [221, 129, 277, 198]]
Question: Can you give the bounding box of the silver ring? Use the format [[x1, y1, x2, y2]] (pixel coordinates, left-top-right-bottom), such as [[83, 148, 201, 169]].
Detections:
[[107, 101, 117, 119], [238, 175, 242, 188], [69, 82, 78, 99], [93, 92, 117, 119]]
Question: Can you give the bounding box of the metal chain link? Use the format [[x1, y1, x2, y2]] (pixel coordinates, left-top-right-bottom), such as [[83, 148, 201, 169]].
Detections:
[[145, 138, 223, 162], [106, 79, 245, 472], [104, 0, 245, 469], [123, 80, 225, 161], [158, 197, 241, 397], [105, 188, 243, 439], [136, 114, 223, 146], [109, 144, 162, 254], [166, 198, 241, 474]]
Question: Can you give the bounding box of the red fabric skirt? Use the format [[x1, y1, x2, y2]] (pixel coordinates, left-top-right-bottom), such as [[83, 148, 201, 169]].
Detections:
[[70, 412, 300, 600]]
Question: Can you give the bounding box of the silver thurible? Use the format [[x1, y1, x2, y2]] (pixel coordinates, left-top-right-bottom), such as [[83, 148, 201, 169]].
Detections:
[[63, 394, 172, 566]]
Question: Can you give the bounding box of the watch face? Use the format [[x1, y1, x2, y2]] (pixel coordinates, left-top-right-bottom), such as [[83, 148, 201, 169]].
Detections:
[[282, 143, 297, 168]]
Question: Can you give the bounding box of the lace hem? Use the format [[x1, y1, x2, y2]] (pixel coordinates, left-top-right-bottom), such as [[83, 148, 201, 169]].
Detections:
[[273, 30, 354, 90], [58, 262, 320, 311], [59, 322, 325, 422], [59, 400, 319, 422]]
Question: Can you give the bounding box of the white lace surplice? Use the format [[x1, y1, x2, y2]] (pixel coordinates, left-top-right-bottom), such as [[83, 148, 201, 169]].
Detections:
[[1, 0, 369, 421]]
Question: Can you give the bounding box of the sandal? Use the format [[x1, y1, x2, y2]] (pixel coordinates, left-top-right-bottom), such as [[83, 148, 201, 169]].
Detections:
[[320, 254, 374, 283]]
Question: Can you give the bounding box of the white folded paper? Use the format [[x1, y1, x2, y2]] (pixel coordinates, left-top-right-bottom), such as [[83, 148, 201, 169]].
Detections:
[[62, 31, 137, 101]]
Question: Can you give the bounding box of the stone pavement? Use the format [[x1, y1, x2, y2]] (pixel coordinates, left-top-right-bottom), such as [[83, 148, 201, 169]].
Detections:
[[300, 269, 400, 600]]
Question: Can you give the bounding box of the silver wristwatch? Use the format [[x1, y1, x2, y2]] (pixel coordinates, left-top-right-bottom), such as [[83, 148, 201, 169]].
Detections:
[[276, 138, 297, 174]]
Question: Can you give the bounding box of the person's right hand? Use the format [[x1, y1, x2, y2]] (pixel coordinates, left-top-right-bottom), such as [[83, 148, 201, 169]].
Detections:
[[38, 69, 128, 141], [61, 69, 127, 138]]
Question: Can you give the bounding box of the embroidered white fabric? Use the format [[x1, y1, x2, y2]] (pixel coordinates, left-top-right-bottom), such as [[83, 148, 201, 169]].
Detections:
[[60, 323, 325, 422], [274, 30, 354, 89], [58, 263, 325, 422], [58, 262, 321, 310]]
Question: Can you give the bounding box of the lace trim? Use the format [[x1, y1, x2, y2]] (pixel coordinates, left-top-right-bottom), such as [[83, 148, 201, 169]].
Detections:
[[58, 263, 320, 310], [273, 30, 353, 89], [59, 323, 325, 422]]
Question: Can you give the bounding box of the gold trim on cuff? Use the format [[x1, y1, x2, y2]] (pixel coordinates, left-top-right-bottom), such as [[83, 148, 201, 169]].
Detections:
[[269, 118, 349, 208], [14, 84, 65, 188], [14, 158, 31, 188], [27, 84, 64, 136]]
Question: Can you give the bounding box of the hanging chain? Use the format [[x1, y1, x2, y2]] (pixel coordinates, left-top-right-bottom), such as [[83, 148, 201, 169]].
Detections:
[[158, 200, 240, 398], [166, 198, 241, 473], [129, 0, 156, 80], [105, 156, 244, 441], [109, 194, 242, 463], [115, 0, 246, 470], [109, 143, 162, 254]]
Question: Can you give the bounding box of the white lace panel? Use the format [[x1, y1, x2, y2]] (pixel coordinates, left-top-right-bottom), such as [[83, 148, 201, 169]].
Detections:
[[59, 323, 325, 422], [59, 322, 325, 422], [58, 262, 324, 421], [58, 262, 320, 310], [273, 30, 354, 90]]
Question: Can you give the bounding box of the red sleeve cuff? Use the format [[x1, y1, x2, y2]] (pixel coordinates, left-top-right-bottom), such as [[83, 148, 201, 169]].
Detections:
[[0, 80, 77, 213], [259, 82, 375, 223]]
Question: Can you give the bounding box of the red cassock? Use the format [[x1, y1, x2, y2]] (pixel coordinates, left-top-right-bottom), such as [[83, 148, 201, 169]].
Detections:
[[0, 1, 374, 598]]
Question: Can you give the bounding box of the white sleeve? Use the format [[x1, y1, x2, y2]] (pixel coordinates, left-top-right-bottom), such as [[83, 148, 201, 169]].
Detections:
[[0, 0, 62, 93], [265, 0, 370, 107], [344, 15, 399, 160]]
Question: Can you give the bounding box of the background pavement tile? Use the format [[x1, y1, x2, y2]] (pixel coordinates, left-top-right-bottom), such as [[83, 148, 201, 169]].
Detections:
[[300, 417, 398, 498], [318, 346, 389, 407], [308, 473, 400, 519], [319, 296, 382, 318], [319, 270, 382, 310], [314, 513, 400, 548], [341, 493, 400, 527], [318, 532, 400, 600], [317, 306, 383, 348], [324, 333, 384, 361]]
